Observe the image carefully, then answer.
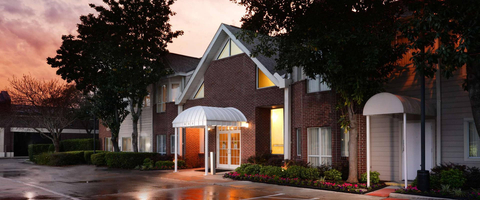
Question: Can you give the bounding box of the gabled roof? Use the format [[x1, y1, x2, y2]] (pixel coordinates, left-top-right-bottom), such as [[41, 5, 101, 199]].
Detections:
[[176, 24, 290, 105], [164, 53, 200, 74]]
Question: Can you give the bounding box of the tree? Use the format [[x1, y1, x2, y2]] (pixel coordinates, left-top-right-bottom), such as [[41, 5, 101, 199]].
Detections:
[[8, 75, 81, 152], [399, 0, 480, 138], [232, 0, 406, 182], [48, 0, 182, 152]]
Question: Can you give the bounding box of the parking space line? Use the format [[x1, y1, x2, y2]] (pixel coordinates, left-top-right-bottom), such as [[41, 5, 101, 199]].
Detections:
[[0, 177, 80, 200], [241, 193, 285, 199]]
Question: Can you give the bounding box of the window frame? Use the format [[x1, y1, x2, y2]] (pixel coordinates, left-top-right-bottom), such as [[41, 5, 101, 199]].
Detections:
[[464, 118, 480, 161], [104, 137, 113, 152], [307, 127, 332, 166], [296, 128, 302, 157], [341, 128, 349, 157], [256, 67, 276, 89], [270, 108, 284, 155], [169, 82, 181, 102], [170, 135, 176, 154], [121, 137, 132, 152], [216, 39, 243, 60], [193, 82, 205, 99], [157, 135, 166, 155], [157, 84, 167, 113]]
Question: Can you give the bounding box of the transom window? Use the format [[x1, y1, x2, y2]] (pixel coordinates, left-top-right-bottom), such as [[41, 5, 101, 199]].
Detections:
[[194, 82, 204, 99], [307, 75, 330, 93], [217, 39, 243, 60], [307, 127, 332, 166], [257, 67, 275, 89]]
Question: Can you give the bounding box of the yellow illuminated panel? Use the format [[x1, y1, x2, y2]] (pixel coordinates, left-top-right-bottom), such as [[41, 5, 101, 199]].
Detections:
[[230, 41, 243, 56], [271, 108, 284, 154], [217, 41, 230, 59], [258, 68, 275, 88], [194, 83, 204, 99]]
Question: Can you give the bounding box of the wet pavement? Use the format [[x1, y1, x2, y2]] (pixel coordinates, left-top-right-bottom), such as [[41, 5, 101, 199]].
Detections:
[[0, 159, 384, 200]]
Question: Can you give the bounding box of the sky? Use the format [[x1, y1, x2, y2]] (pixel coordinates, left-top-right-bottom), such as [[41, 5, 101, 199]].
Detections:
[[0, 0, 246, 90]]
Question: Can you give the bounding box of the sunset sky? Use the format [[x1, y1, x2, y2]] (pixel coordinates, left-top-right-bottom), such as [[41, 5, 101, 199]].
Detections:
[[0, 0, 246, 90]]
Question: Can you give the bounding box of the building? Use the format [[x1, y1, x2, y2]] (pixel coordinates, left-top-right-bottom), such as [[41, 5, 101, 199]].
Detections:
[[99, 23, 479, 181]]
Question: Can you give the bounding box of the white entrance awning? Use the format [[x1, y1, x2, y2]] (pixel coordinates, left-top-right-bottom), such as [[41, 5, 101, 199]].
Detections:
[[363, 92, 435, 116], [172, 106, 247, 128]]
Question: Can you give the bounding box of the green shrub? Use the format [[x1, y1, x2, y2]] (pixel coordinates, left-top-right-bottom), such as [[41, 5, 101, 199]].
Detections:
[[259, 165, 285, 177], [360, 171, 380, 184], [84, 151, 104, 164], [28, 144, 52, 162], [324, 169, 342, 181], [34, 152, 52, 165], [104, 152, 160, 169], [440, 169, 466, 189], [153, 160, 185, 169], [235, 163, 252, 175], [48, 151, 85, 166], [60, 138, 100, 152], [301, 167, 320, 180], [91, 153, 106, 166], [285, 165, 304, 179], [244, 164, 262, 175]]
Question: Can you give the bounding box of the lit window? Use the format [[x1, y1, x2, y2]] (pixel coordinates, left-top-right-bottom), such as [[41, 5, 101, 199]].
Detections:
[[122, 137, 132, 152], [157, 85, 167, 113], [171, 135, 176, 154], [217, 39, 243, 60], [139, 136, 151, 152], [307, 75, 330, 93], [199, 130, 205, 154], [171, 83, 180, 102], [271, 108, 284, 154], [105, 137, 113, 152], [143, 89, 150, 107], [157, 135, 166, 155], [296, 128, 302, 156], [307, 127, 332, 166], [466, 120, 480, 158], [257, 68, 275, 88], [341, 128, 349, 157], [194, 83, 204, 99]]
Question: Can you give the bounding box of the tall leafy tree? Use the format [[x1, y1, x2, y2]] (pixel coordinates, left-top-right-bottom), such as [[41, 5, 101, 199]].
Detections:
[[232, 0, 406, 182], [48, 0, 182, 152], [399, 0, 480, 138]]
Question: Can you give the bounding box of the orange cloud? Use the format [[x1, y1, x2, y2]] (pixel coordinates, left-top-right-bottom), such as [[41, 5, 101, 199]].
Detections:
[[0, 0, 246, 90]]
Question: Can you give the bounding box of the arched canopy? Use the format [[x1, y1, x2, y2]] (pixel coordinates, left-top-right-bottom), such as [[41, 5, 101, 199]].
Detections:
[[363, 92, 435, 116], [172, 106, 247, 128]]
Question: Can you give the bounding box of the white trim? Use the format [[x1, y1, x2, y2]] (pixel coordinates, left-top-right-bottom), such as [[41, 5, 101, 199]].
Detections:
[[367, 115, 370, 188], [464, 118, 480, 161], [216, 126, 242, 170], [436, 68, 442, 165], [402, 113, 407, 189], [284, 86, 291, 160], [10, 127, 97, 134], [307, 127, 332, 166], [204, 125, 209, 175], [174, 128, 178, 172]]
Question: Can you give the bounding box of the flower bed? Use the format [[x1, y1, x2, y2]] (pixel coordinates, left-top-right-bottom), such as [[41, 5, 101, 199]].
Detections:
[[395, 186, 480, 200], [223, 171, 386, 194]]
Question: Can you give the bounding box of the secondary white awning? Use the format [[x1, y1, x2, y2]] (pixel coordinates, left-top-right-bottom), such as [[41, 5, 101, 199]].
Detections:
[[363, 92, 435, 116], [172, 106, 247, 128]]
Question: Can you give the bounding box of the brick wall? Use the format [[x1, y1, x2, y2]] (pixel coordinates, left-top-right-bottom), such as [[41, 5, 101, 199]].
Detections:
[[98, 122, 111, 151], [152, 101, 178, 154]]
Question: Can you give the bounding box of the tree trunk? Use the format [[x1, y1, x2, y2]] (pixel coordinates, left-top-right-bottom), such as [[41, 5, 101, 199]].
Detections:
[[53, 138, 61, 153], [346, 104, 359, 183], [467, 59, 480, 138], [112, 137, 120, 152], [132, 118, 139, 152]]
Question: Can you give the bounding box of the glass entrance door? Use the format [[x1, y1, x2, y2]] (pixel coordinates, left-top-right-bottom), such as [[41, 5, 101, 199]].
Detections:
[[217, 127, 241, 169]]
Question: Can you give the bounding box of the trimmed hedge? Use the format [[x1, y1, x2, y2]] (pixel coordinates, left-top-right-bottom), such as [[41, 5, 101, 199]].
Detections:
[[60, 138, 100, 152], [236, 164, 321, 180], [28, 144, 52, 161], [34, 151, 86, 166], [105, 152, 161, 169], [84, 150, 104, 164], [91, 153, 106, 166]]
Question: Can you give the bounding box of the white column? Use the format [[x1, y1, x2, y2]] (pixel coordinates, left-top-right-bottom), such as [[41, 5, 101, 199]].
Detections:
[[403, 113, 408, 188], [174, 127, 178, 172], [284, 86, 291, 160], [204, 126, 209, 176], [366, 115, 371, 188]]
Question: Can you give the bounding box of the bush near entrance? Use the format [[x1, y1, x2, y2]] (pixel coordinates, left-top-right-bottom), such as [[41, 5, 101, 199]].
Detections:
[[104, 152, 173, 169]]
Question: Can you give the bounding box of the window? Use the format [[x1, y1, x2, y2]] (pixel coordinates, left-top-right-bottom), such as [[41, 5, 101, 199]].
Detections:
[[341, 128, 349, 157], [307, 75, 330, 93], [296, 128, 302, 156], [157, 135, 166, 155], [307, 127, 332, 166], [466, 120, 480, 159], [194, 83, 204, 99], [171, 135, 176, 154], [171, 83, 180, 102], [143, 89, 150, 107], [122, 137, 132, 152], [104, 137, 113, 152], [199, 130, 205, 154], [257, 67, 275, 88], [271, 108, 284, 154], [217, 39, 243, 60], [139, 136, 151, 152], [157, 85, 167, 113]]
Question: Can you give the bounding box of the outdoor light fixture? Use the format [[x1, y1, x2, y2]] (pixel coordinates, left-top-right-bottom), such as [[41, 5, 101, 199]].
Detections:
[[241, 122, 249, 128]]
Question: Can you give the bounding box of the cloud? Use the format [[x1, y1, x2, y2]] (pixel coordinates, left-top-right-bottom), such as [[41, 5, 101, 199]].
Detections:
[[0, 1, 35, 16]]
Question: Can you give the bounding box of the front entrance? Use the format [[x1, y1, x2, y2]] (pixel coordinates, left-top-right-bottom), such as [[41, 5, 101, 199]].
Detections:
[[403, 122, 433, 180], [217, 126, 241, 169]]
